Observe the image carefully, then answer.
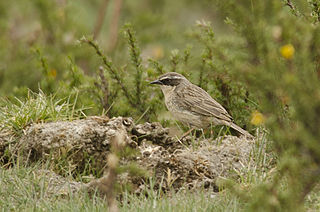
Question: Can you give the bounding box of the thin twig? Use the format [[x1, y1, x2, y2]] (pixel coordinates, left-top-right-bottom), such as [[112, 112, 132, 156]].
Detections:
[[107, 0, 123, 51], [285, 0, 295, 11], [93, 0, 110, 40], [135, 106, 150, 124], [98, 66, 110, 112], [284, 0, 300, 17], [87, 132, 125, 212]]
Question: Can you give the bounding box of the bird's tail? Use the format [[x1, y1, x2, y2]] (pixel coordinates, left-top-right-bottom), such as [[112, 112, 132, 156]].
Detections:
[[229, 123, 254, 139]]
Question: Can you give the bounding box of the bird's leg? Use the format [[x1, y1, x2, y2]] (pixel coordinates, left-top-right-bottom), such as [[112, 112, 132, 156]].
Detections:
[[199, 128, 206, 139], [180, 126, 196, 139], [210, 128, 214, 138], [198, 128, 213, 139]]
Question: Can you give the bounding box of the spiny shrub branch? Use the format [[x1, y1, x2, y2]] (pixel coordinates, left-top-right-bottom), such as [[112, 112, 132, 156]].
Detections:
[[123, 24, 143, 106], [79, 36, 136, 107]]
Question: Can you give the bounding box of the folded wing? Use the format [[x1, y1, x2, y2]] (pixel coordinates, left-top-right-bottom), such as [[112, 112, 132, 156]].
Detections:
[[175, 84, 233, 122]]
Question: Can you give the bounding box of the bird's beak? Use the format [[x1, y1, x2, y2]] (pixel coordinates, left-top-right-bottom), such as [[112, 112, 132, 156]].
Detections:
[[150, 79, 161, 85]]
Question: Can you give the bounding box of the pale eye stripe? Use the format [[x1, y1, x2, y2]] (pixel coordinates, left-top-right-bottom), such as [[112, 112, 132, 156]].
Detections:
[[160, 76, 181, 80], [159, 77, 169, 81]]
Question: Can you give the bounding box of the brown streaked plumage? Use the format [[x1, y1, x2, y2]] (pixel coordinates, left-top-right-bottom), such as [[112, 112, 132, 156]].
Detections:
[[150, 72, 253, 138]]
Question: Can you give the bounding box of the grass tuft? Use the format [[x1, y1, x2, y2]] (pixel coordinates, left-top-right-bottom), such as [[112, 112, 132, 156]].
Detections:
[[0, 90, 87, 134]]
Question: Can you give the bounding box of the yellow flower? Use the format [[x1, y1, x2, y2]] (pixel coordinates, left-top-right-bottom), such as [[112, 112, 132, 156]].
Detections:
[[250, 111, 265, 126], [280, 44, 295, 60], [48, 69, 57, 78], [151, 46, 164, 59]]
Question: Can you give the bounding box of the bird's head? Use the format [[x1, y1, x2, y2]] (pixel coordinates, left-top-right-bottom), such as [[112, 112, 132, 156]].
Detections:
[[150, 72, 188, 94], [150, 72, 188, 86]]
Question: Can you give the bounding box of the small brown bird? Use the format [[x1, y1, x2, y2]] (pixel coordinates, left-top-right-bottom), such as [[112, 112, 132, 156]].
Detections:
[[150, 72, 253, 138]]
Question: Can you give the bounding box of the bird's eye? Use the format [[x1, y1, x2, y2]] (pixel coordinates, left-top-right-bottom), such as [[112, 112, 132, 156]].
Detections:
[[159, 78, 180, 86], [160, 78, 170, 85]]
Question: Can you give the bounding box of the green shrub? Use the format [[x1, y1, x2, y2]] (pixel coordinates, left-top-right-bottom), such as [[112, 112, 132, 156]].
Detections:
[[208, 0, 320, 210]]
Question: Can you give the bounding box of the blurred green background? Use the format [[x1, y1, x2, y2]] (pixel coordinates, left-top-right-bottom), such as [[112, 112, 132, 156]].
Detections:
[[0, 0, 254, 131], [0, 0, 223, 93], [2, 0, 320, 211]]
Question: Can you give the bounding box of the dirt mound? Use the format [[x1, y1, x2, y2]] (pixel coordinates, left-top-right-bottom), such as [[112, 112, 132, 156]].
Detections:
[[131, 125, 254, 192], [2, 116, 257, 194], [18, 116, 134, 173]]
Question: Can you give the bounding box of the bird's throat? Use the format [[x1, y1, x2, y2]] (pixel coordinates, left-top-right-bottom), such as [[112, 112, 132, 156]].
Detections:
[[160, 85, 176, 100]]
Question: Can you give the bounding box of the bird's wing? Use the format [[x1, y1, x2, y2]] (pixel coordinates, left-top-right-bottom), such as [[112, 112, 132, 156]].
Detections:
[[175, 84, 232, 122]]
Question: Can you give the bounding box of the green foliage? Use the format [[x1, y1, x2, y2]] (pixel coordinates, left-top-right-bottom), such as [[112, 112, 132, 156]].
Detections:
[[78, 27, 163, 122], [208, 0, 320, 210]]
